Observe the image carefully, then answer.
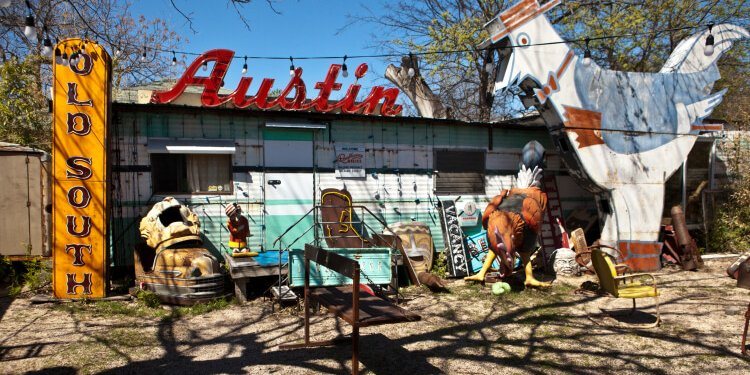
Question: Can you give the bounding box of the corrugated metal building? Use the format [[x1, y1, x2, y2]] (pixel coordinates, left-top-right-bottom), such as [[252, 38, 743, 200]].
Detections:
[[108, 93, 598, 269]]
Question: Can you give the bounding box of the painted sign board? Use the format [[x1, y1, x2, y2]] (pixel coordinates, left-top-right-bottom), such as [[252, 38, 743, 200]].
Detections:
[[438, 199, 471, 277], [289, 248, 392, 287], [459, 201, 479, 227], [151, 49, 403, 117], [52, 39, 111, 298], [334, 146, 366, 178], [466, 231, 501, 274]]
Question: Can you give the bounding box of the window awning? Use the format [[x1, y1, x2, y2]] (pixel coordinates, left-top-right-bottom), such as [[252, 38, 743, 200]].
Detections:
[[147, 139, 236, 154], [265, 122, 327, 129]]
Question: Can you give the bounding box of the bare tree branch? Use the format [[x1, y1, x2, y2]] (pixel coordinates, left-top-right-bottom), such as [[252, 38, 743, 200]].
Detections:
[[169, 0, 196, 34]]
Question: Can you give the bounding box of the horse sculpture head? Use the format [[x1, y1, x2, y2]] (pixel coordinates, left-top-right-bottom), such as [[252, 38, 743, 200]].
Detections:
[[483, 0, 569, 94]]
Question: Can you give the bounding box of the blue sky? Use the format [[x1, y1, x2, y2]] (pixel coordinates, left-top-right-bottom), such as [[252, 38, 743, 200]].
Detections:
[[130, 0, 398, 101]]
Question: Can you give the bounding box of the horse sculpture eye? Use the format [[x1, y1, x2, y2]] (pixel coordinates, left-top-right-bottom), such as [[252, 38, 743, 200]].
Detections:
[[517, 33, 531, 46]]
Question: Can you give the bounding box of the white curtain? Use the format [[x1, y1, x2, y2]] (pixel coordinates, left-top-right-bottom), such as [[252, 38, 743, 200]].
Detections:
[[186, 155, 230, 193]]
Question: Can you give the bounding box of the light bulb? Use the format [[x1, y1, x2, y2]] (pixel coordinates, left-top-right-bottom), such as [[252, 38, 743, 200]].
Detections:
[[61, 52, 68, 65], [0, 0, 11, 8], [342, 64, 349, 78], [141, 52, 146, 62], [171, 57, 176, 66], [54, 48, 62, 64], [407, 67, 415, 77], [704, 33, 715, 56], [582, 49, 592, 67], [115, 47, 121, 57], [42, 38, 53, 58], [289, 64, 295, 76], [242, 63, 247, 74], [202, 61, 208, 71], [24, 16, 36, 40]]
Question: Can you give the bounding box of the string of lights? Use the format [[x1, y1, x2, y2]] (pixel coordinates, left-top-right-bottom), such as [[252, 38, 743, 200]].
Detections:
[[7, 0, 737, 71], [99, 22, 716, 61]]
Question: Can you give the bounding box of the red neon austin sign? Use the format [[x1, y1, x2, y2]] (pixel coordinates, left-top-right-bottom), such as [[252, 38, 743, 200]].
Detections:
[[151, 49, 403, 117]]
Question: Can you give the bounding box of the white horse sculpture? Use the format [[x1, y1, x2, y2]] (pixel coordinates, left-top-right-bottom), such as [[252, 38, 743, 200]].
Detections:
[[482, 0, 748, 270]]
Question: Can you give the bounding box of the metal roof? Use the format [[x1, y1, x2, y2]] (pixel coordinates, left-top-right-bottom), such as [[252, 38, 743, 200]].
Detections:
[[0, 142, 47, 155]]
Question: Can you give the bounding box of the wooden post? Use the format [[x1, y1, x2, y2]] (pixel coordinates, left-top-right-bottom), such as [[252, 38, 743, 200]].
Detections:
[[304, 257, 310, 344], [352, 262, 360, 375]]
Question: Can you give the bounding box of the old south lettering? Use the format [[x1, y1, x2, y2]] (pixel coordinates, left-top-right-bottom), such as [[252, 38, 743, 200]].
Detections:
[[64, 53, 94, 294]]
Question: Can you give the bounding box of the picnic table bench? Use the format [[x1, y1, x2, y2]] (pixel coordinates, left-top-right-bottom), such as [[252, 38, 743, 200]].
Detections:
[[279, 244, 421, 374]]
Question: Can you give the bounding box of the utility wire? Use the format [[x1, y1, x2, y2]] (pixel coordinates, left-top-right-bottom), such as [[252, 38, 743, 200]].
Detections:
[[53, 0, 722, 62]]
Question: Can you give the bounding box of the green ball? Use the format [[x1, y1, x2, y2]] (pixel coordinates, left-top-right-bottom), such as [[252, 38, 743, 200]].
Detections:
[[492, 282, 506, 295], [501, 282, 512, 293]]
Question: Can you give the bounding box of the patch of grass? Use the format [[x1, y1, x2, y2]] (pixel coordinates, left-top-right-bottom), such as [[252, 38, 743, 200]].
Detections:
[[436, 308, 458, 321], [53, 294, 236, 321], [53, 340, 126, 374], [175, 297, 234, 316], [92, 327, 158, 348], [136, 289, 161, 308], [496, 283, 574, 306], [53, 299, 170, 319], [450, 282, 486, 300]]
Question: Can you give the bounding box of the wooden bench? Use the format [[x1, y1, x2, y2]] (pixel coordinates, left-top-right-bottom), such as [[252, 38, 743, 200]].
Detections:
[[279, 244, 421, 374]]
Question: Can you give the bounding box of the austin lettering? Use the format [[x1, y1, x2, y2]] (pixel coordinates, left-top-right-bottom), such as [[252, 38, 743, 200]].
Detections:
[[151, 49, 403, 117]]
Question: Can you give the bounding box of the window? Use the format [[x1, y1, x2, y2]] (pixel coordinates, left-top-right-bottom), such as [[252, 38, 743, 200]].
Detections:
[[434, 150, 485, 195], [151, 154, 232, 194]]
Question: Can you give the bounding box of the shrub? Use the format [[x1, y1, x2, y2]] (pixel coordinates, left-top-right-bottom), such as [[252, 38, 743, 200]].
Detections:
[[710, 177, 750, 253], [432, 250, 448, 279], [136, 289, 162, 308]]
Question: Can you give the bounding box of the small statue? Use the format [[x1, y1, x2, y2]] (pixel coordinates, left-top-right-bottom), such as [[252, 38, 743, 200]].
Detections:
[[225, 203, 257, 257]]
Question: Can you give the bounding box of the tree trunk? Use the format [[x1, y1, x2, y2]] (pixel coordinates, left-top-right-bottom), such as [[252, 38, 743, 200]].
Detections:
[[384, 55, 448, 119]]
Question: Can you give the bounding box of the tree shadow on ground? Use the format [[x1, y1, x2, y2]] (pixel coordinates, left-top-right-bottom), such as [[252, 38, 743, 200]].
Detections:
[[82, 293, 748, 374], [7, 283, 750, 374]]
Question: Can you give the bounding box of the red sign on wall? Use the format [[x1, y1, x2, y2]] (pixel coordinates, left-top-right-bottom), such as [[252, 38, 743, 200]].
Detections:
[[151, 49, 403, 117]]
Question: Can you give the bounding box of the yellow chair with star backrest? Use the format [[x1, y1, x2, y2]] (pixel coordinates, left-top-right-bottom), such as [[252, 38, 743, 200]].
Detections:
[[591, 248, 661, 328]]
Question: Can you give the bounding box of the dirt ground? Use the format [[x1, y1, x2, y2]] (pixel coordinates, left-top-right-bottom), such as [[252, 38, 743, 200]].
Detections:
[[1, 257, 749, 374]]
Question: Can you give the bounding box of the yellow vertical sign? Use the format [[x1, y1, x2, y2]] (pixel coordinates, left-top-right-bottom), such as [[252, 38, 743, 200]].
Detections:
[[52, 39, 111, 298]]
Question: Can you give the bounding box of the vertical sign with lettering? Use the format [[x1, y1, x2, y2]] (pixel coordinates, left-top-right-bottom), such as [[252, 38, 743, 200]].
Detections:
[[438, 199, 471, 277], [52, 39, 110, 298]]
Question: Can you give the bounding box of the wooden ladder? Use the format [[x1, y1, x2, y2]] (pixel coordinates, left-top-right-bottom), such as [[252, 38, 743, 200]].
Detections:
[[538, 175, 565, 268]]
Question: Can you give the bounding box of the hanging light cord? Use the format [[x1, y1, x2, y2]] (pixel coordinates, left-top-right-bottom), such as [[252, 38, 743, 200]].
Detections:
[[51, 0, 735, 63]]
